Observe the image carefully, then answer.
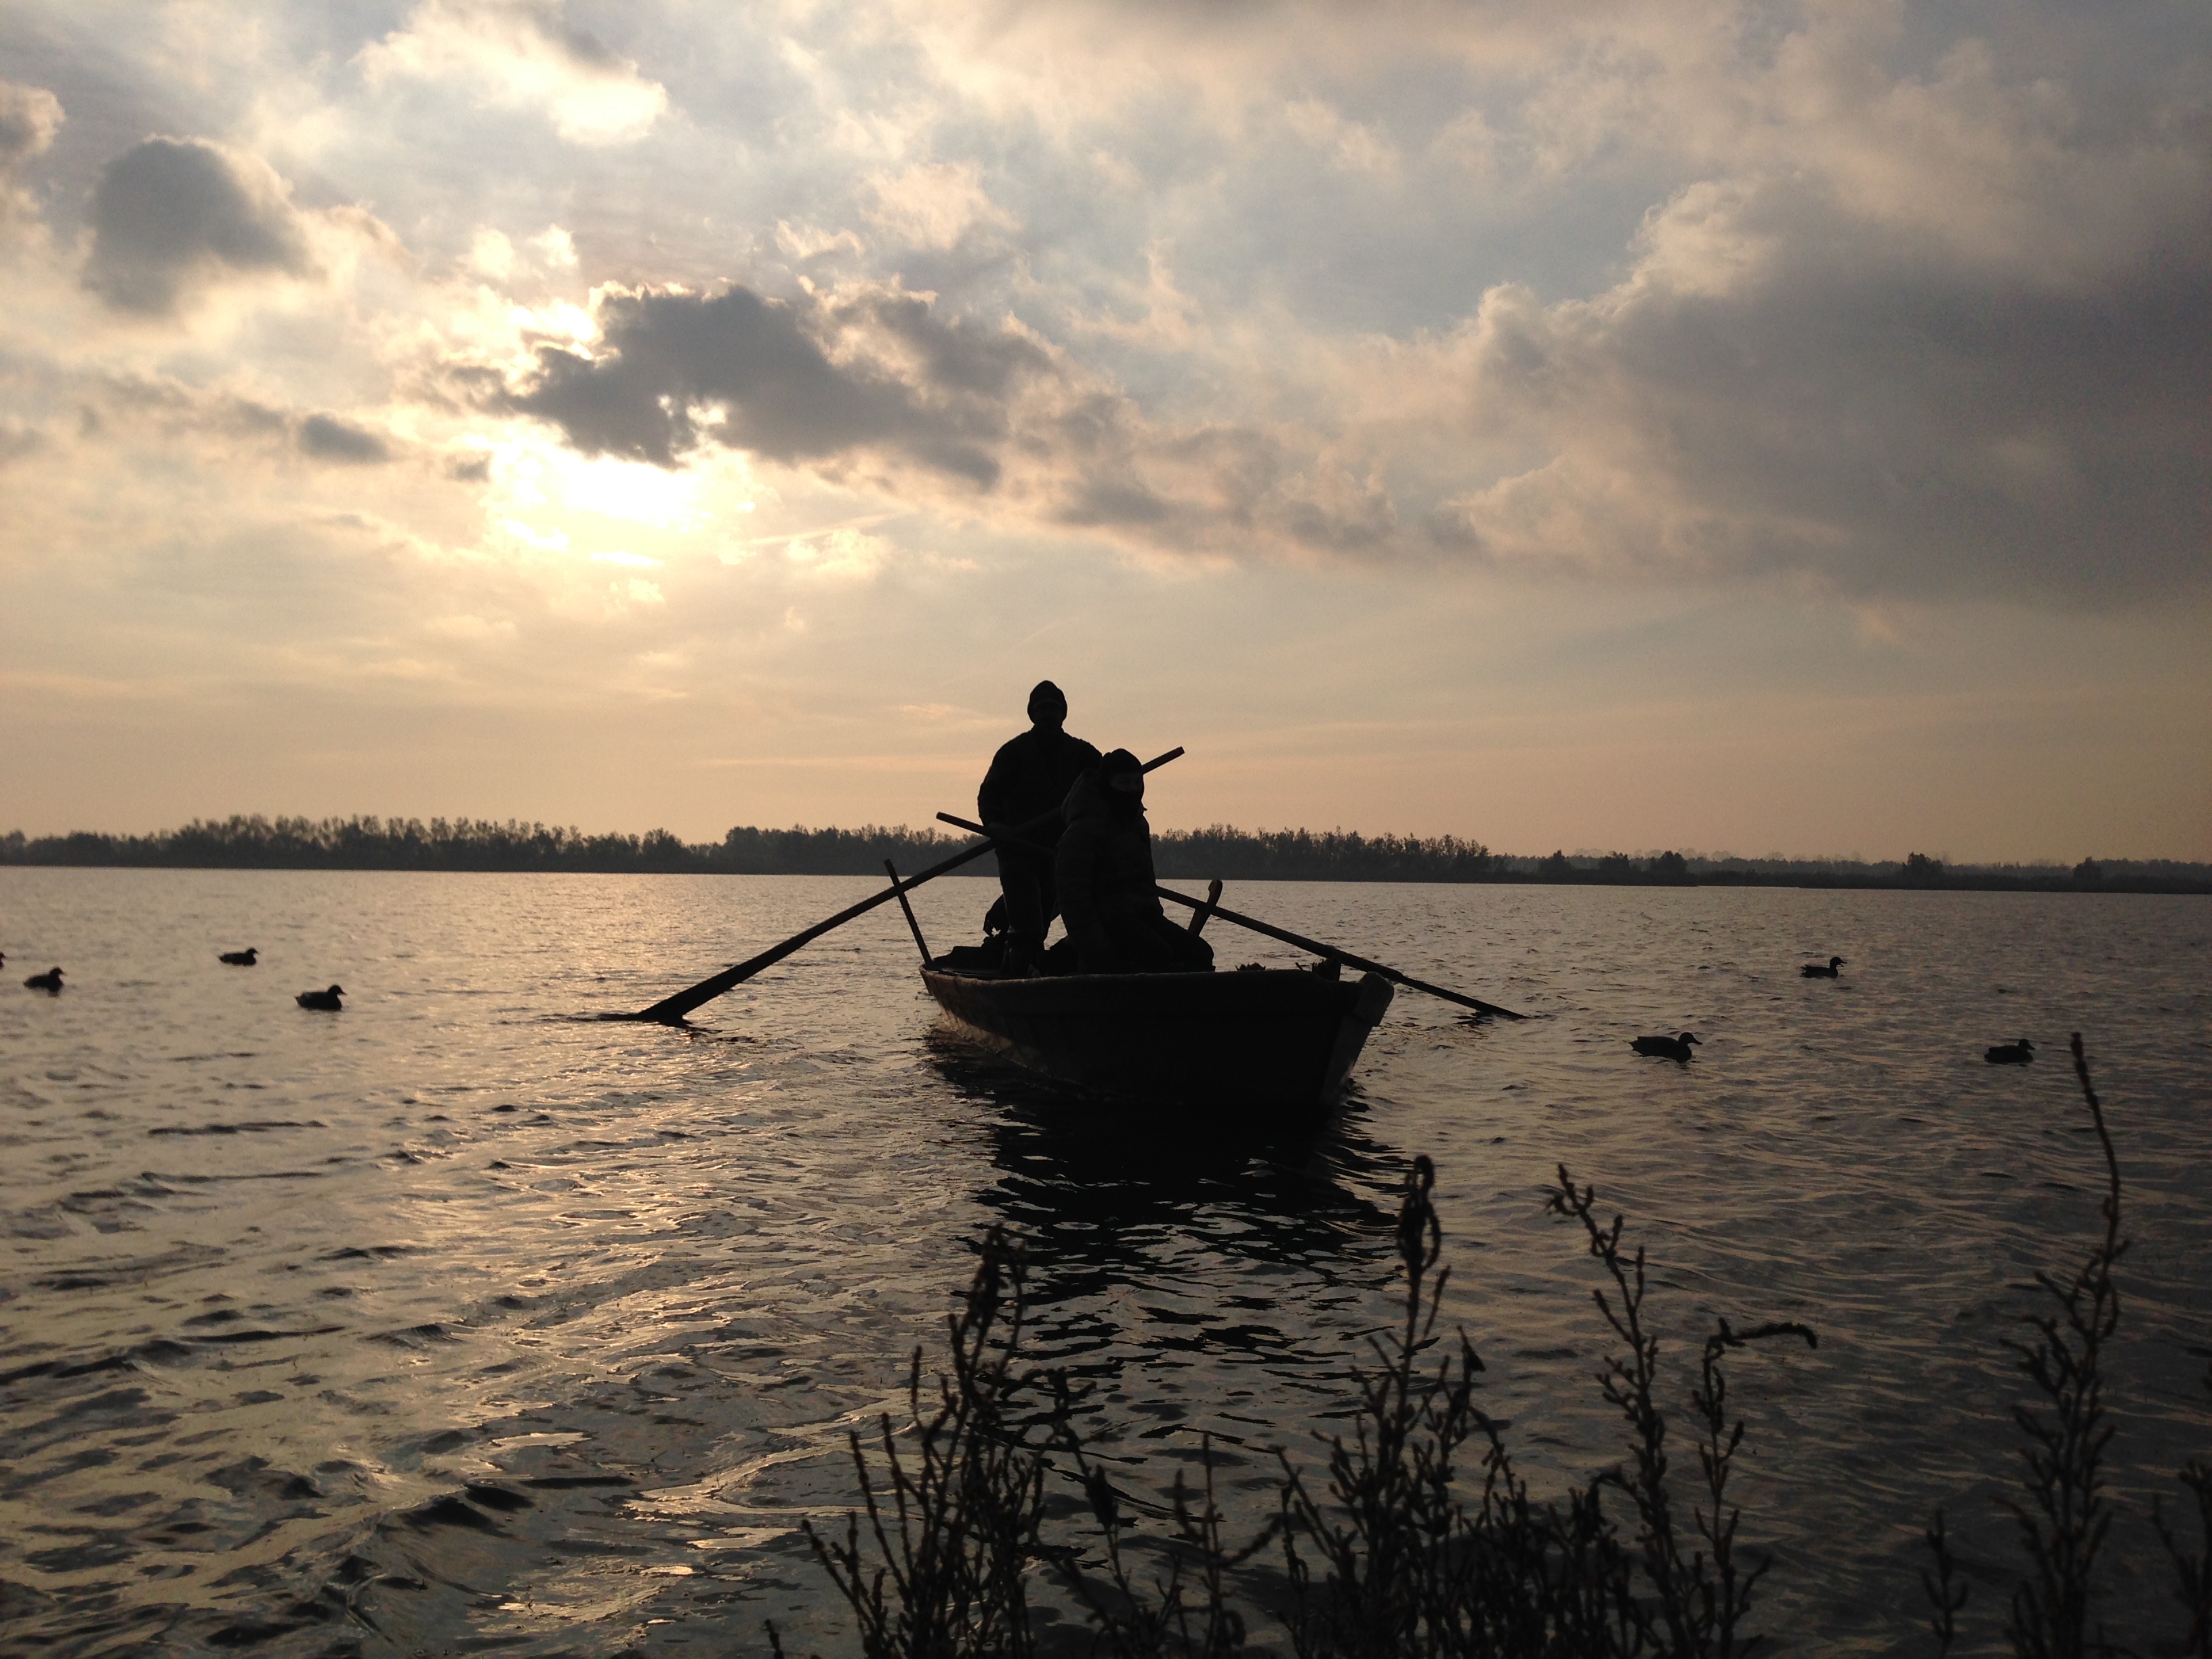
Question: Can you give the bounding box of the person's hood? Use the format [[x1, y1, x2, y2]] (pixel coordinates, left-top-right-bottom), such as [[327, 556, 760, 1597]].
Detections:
[[1061, 766, 1144, 823], [1062, 766, 1111, 823]]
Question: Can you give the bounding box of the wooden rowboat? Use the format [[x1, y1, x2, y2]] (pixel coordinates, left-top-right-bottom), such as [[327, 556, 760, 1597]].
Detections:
[[920, 963, 1394, 1114]]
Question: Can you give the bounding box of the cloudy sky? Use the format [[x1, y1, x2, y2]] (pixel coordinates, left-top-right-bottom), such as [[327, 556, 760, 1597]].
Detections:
[[1, 1, 2205, 859]]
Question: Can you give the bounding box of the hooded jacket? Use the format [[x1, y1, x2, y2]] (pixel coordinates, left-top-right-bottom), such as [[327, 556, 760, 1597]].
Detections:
[[1054, 766, 1162, 962]]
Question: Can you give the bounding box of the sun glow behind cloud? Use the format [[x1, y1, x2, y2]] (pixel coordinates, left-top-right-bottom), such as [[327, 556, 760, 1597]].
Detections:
[[504, 447, 722, 533]]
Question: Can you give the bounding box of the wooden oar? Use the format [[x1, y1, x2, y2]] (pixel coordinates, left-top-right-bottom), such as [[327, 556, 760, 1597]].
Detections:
[[1152, 888, 1525, 1021], [1187, 877, 1223, 936], [885, 858, 933, 963], [623, 747, 1185, 1023], [932, 811, 1525, 1021]]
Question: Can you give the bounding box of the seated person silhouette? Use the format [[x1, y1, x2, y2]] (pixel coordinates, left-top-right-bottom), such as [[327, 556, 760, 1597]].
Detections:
[[1054, 750, 1214, 975], [978, 680, 1100, 973]]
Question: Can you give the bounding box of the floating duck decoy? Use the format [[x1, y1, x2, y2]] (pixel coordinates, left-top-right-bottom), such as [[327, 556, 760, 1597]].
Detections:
[[296, 985, 344, 1011], [1801, 956, 1845, 978], [219, 947, 259, 966], [24, 966, 64, 992], [1984, 1038, 2034, 1065], [1631, 1031, 1700, 1061]]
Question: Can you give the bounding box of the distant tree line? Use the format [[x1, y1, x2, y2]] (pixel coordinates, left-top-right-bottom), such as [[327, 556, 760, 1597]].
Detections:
[[1488, 846, 2209, 893], [1150, 827, 1499, 883], [0, 815, 977, 876], [1, 817, 2205, 893]]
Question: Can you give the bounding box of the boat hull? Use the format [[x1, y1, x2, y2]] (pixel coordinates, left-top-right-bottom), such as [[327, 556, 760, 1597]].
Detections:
[[920, 965, 1393, 1114]]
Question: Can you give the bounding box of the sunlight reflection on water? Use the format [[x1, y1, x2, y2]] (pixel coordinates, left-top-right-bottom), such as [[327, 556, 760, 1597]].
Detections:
[[1, 869, 2207, 1656]]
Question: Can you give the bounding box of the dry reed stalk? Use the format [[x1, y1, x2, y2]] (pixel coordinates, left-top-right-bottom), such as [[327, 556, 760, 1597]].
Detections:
[[783, 1155, 1817, 1658]]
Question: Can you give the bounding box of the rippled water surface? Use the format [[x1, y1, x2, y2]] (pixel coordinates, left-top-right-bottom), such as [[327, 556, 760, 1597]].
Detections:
[[3, 869, 2208, 1656]]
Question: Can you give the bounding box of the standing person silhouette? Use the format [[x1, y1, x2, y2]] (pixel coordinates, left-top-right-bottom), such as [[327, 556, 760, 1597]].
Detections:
[[978, 680, 1101, 974]]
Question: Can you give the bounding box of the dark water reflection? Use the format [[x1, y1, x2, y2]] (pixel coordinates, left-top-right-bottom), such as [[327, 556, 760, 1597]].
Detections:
[[1, 869, 2207, 1657], [952, 1059, 1404, 1414]]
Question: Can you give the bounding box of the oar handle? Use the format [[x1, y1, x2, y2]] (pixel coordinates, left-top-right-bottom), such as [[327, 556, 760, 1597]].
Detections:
[[937, 813, 1050, 852], [932, 809, 1525, 1023]]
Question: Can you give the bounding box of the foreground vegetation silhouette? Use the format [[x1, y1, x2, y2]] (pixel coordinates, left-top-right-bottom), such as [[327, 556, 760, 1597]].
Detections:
[[1922, 1036, 2211, 1658], [772, 1038, 2209, 1657]]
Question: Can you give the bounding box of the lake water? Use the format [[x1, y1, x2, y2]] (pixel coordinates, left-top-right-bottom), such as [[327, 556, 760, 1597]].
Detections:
[[1, 868, 2207, 1658]]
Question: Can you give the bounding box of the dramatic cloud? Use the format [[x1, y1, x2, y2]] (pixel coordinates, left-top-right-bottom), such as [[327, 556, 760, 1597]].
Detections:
[[1429, 225, 2212, 602], [0, 80, 61, 167], [0, 80, 62, 230], [1022, 404, 1402, 560], [83, 138, 313, 313], [1422, 38, 2212, 602], [359, 0, 669, 145], [298, 413, 394, 464], [497, 282, 1414, 558], [505, 283, 1051, 485]]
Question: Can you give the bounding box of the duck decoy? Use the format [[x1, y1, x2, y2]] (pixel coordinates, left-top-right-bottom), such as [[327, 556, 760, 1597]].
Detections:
[[1984, 1038, 2034, 1065], [1801, 956, 1845, 978], [219, 947, 259, 966], [24, 966, 64, 992], [1631, 1031, 1700, 1061], [296, 985, 344, 1011]]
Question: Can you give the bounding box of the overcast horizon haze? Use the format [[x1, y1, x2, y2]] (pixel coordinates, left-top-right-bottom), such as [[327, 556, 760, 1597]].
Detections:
[[2, 1, 2207, 862]]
